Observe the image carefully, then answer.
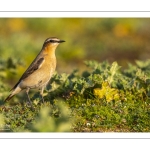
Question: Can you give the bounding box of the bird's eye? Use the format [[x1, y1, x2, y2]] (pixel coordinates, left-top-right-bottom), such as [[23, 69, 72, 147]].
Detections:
[[49, 40, 56, 43]]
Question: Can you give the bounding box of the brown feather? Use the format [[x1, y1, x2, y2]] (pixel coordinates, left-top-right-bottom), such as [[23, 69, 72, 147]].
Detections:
[[5, 94, 14, 101], [12, 57, 44, 90]]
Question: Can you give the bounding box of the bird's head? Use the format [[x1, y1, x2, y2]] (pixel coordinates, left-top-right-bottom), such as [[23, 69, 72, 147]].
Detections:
[[43, 37, 65, 48]]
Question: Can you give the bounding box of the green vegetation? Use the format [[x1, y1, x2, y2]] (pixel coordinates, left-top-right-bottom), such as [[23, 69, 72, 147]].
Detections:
[[1, 59, 150, 132], [1, 18, 150, 132], [1, 18, 150, 75]]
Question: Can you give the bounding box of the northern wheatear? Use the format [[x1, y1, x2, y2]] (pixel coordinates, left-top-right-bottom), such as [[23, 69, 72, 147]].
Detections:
[[5, 37, 65, 105]]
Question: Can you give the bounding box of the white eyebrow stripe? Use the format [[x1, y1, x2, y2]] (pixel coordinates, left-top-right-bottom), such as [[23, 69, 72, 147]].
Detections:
[[45, 38, 59, 43]]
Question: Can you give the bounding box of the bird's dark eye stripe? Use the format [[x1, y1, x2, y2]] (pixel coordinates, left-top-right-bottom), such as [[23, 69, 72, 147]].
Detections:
[[49, 40, 55, 43], [45, 39, 58, 43]]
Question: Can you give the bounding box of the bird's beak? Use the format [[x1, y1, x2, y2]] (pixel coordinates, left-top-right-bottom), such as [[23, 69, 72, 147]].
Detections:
[[58, 40, 65, 43]]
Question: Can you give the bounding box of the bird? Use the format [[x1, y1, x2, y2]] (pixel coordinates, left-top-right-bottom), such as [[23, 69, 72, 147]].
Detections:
[[5, 37, 65, 106]]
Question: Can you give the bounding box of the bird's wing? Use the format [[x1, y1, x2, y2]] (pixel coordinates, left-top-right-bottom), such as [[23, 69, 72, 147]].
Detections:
[[20, 57, 44, 80], [12, 57, 44, 90]]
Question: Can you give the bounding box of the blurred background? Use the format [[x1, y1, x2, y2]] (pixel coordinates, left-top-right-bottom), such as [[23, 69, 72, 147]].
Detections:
[[0, 18, 150, 86]]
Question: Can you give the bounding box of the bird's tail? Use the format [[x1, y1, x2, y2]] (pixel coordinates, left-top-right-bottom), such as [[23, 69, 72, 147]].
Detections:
[[5, 94, 14, 101], [4, 86, 22, 102]]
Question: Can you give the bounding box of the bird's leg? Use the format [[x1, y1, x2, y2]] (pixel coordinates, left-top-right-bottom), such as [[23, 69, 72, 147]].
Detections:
[[26, 88, 32, 107], [40, 87, 45, 103]]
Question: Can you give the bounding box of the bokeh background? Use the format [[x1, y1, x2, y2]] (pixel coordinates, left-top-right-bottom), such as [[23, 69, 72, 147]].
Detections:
[[1, 18, 150, 86]]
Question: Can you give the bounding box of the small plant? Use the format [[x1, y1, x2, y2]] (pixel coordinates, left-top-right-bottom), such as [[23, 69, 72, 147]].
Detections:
[[1, 59, 150, 132]]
